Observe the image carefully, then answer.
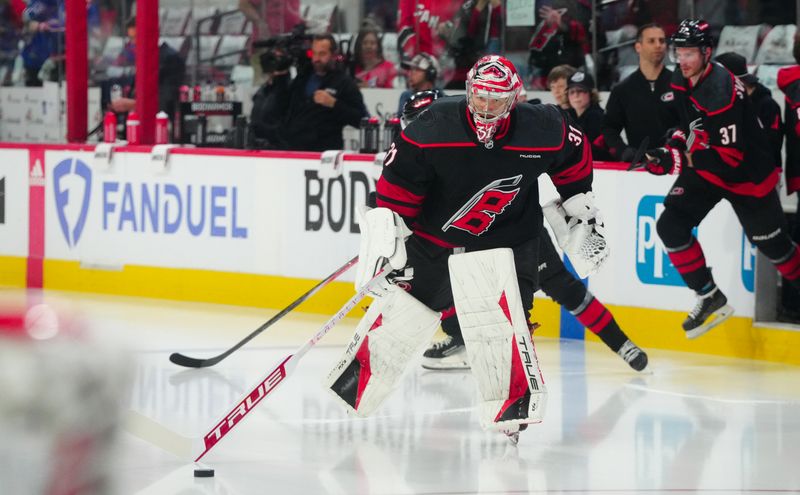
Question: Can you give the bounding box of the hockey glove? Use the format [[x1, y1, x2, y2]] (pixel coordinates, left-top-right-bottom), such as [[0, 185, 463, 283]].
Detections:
[[644, 146, 684, 176], [543, 192, 610, 278], [354, 206, 412, 295]]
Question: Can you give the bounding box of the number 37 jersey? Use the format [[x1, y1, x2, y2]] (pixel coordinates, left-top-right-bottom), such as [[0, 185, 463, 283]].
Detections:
[[376, 97, 593, 250]]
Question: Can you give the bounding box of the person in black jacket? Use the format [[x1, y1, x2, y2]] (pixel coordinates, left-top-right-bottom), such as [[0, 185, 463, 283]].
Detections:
[[643, 19, 800, 338], [566, 71, 612, 161], [714, 52, 783, 168], [268, 34, 368, 151], [602, 23, 679, 162]]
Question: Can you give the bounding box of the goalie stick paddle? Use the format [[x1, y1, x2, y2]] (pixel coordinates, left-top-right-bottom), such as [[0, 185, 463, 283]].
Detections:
[[193, 267, 388, 462], [169, 255, 359, 368], [626, 136, 650, 171]]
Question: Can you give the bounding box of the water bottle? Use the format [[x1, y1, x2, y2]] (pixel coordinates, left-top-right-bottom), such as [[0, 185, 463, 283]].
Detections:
[[193, 84, 202, 102], [126, 111, 140, 144], [383, 116, 401, 151], [179, 85, 190, 102], [155, 111, 169, 144], [233, 115, 247, 149], [359, 116, 380, 153], [103, 111, 117, 143]]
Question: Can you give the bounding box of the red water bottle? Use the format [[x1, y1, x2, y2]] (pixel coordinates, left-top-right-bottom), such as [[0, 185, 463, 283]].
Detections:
[[155, 111, 169, 144], [103, 111, 117, 143], [126, 111, 140, 144], [193, 84, 202, 102], [179, 85, 190, 102]]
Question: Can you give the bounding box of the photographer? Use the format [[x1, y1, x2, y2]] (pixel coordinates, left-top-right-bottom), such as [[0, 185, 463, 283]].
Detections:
[[260, 33, 368, 151]]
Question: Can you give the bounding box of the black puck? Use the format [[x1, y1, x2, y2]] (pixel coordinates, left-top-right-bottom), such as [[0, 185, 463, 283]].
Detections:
[[194, 468, 215, 478]]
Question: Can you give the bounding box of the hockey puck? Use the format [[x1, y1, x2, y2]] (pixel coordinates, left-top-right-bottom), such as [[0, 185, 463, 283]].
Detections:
[[193, 468, 215, 478]]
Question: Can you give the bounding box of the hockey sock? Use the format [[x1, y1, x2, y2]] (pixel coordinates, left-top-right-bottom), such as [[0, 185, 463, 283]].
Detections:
[[773, 244, 800, 283], [573, 295, 627, 352], [666, 238, 712, 291]]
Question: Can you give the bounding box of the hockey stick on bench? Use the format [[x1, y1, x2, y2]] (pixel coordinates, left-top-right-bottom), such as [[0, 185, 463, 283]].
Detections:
[[626, 136, 650, 171], [193, 267, 388, 462], [169, 256, 359, 368]]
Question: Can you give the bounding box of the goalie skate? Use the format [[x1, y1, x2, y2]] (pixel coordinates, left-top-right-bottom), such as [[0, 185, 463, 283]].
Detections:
[[449, 248, 547, 433]]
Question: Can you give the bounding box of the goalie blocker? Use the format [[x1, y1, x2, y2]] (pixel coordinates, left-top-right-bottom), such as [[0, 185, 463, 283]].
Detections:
[[449, 248, 547, 431]]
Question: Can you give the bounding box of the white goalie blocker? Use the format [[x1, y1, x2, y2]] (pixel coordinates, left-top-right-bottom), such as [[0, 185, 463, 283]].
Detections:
[[354, 206, 411, 291], [542, 192, 610, 279], [325, 287, 440, 417], [449, 248, 547, 431]]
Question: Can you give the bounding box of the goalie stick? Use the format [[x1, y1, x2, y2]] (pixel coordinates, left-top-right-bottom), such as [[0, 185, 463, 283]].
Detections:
[[169, 256, 359, 368], [626, 136, 650, 171], [192, 266, 389, 462]]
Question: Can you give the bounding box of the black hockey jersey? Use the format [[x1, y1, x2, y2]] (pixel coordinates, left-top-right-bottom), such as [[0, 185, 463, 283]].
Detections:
[[671, 62, 779, 197], [376, 96, 593, 250], [778, 65, 800, 193]]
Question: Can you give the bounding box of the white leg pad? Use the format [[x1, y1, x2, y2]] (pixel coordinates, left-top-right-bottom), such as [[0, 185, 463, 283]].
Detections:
[[325, 287, 440, 417], [449, 248, 547, 431]]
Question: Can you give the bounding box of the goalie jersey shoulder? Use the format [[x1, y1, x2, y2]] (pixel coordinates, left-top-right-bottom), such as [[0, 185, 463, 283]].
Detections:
[[502, 103, 566, 150], [400, 96, 475, 146]]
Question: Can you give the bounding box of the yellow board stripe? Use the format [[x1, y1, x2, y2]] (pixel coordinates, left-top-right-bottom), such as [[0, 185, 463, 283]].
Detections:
[[3, 258, 797, 365], [0, 256, 28, 289]]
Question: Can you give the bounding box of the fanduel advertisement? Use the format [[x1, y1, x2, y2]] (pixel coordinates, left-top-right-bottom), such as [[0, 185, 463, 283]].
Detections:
[[635, 195, 685, 287], [52, 157, 248, 250]]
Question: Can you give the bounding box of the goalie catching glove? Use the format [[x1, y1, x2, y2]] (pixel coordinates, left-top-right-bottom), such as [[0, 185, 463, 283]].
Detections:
[[542, 192, 609, 279], [354, 205, 412, 293]]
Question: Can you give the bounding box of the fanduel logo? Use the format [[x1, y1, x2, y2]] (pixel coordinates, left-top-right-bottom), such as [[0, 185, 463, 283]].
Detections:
[[636, 195, 685, 286], [53, 158, 92, 248], [741, 233, 755, 292]]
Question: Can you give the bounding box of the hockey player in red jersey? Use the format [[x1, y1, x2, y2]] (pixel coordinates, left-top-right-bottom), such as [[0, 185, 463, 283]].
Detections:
[[325, 55, 610, 440], [643, 19, 800, 338], [777, 35, 800, 318]]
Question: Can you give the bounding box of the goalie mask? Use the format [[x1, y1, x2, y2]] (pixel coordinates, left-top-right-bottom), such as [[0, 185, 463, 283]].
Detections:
[[466, 55, 522, 146]]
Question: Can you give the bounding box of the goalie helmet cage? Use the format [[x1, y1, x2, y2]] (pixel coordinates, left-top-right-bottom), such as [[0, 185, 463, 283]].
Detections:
[[65, 0, 159, 143]]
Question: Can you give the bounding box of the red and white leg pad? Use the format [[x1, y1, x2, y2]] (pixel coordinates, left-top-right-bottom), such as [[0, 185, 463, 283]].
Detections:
[[325, 287, 440, 417], [448, 248, 547, 431]]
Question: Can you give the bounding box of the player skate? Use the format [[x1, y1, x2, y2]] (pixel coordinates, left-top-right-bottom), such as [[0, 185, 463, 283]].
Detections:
[[682, 287, 733, 339], [422, 333, 469, 370], [449, 248, 547, 439], [616, 340, 648, 371]]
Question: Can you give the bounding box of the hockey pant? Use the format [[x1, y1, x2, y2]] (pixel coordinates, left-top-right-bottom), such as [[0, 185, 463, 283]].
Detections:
[[656, 171, 800, 292]]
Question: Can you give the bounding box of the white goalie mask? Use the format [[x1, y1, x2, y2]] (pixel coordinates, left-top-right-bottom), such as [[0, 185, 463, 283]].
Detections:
[[466, 55, 522, 146]]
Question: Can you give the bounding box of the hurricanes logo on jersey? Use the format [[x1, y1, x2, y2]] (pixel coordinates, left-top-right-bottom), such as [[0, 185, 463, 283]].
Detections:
[[442, 175, 522, 235]]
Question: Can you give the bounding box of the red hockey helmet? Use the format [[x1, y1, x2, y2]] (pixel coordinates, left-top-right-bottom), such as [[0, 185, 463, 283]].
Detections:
[[466, 55, 522, 145]]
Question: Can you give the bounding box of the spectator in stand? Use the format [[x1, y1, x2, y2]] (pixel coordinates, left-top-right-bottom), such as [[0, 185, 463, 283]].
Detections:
[[239, 0, 304, 83], [397, 52, 443, 114], [528, 1, 588, 90], [267, 34, 368, 151], [547, 64, 575, 110], [567, 71, 612, 161], [108, 17, 186, 120], [239, 0, 303, 41], [777, 35, 800, 321], [715, 52, 782, 168], [351, 27, 397, 89], [0, 0, 24, 85], [396, 0, 459, 61], [442, 0, 502, 89], [601, 23, 678, 163]]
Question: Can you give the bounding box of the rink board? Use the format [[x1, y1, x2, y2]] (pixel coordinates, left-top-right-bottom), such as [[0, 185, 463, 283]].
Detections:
[[0, 143, 797, 364]]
